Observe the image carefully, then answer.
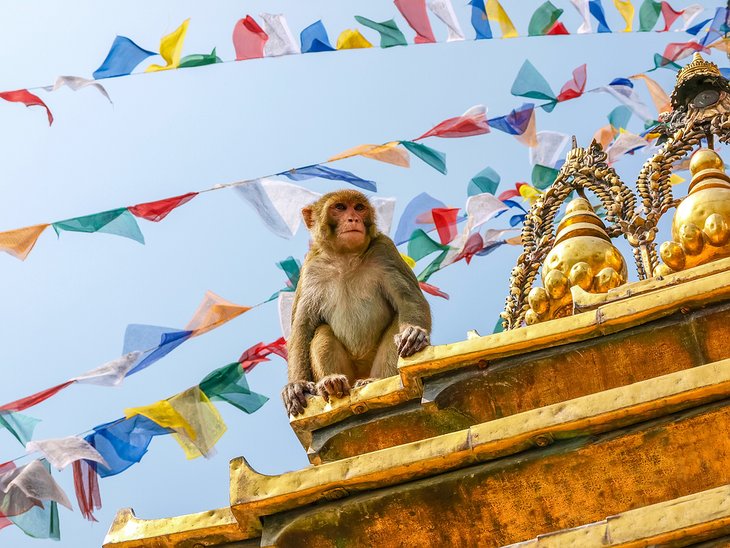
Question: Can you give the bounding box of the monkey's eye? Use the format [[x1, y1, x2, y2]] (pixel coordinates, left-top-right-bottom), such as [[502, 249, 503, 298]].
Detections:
[[334, 203, 346, 211], [354, 203, 365, 212]]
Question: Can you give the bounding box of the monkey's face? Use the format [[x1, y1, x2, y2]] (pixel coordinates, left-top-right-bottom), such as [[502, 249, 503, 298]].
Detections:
[[328, 200, 371, 253]]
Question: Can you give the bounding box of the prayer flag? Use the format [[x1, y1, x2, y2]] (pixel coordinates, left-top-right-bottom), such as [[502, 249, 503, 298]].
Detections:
[[281, 165, 376, 192], [530, 131, 570, 168], [129, 192, 198, 222], [546, 21, 570, 35], [53, 208, 125, 236], [146, 19, 190, 72], [73, 459, 101, 522], [427, 0, 465, 41], [557, 64, 587, 102], [432, 208, 460, 244], [26, 437, 107, 471], [589, 0, 612, 32], [395, 192, 445, 244], [329, 142, 409, 166], [639, 0, 662, 31], [300, 20, 335, 53], [372, 196, 398, 235], [2, 459, 72, 511], [679, 5, 705, 32], [660, 1, 683, 31], [469, 0, 493, 39], [276, 256, 301, 290], [511, 61, 557, 111], [400, 141, 447, 174], [464, 193, 508, 234], [468, 166, 500, 196], [336, 29, 373, 49], [607, 131, 649, 163], [699, 8, 728, 47], [614, 0, 635, 31], [407, 229, 448, 261], [233, 16, 268, 60], [532, 165, 560, 190], [185, 291, 251, 337], [123, 325, 194, 376], [0, 413, 40, 447], [0, 89, 53, 125], [179, 49, 222, 68], [278, 292, 295, 339], [0, 224, 48, 261], [46, 76, 112, 103], [630, 74, 670, 114], [486, 0, 518, 38], [238, 338, 288, 372], [234, 178, 321, 238], [354, 16, 408, 48], [415, 105, 489, 140], [570, 0, 592, 33], [0, 382, 75, 413], [93, 36, 156, 79], [528, 1, 564, 36], [489, 103, 535, 136], [199, 362, 269, 414], [419, 281, 449, 299], [395, 0, 437, 43], [9, 500, 60, 540], [417, 250, 449, 281], [73, 352, 143, 386], [593, 78, 653, 121], [261, 14, 300, 56], [609, 105, 633, 130]]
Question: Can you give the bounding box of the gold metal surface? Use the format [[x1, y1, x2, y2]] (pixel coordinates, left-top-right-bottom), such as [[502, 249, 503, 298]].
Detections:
[[659, 148, 730, 271], [509, 485, 730, 547]]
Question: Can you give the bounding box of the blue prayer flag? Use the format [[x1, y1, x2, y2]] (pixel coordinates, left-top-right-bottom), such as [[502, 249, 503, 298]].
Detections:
[[93, 36, 157, 79], [300, 20, 335, 52], [589, 0, 612, 33], [469, 0, 493, 39], [281, 164, 376, 191]]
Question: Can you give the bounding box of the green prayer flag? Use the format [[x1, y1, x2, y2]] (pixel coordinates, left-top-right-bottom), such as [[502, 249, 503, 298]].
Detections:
[[650, 53, 681, 72], [53, 208, 126, 235], [276, 256, 301, 289], [417, 250, 448, 282], [0, 412, 40, 446], [407, 229, 448, 262], [179, 48, 222, 68], [199, 362, 269, 414], [528, 1, 563, 36], [608, 105, 632, 131], [531, 164, 559, 190], [639, 0, 662, 31], [493, 317, 505, 334], [354, 16, 408, 47], [468, 167, 500, 196], [511, 60, 557, 112], [97, 210, 145, 243], [400, 141, 447, 174]]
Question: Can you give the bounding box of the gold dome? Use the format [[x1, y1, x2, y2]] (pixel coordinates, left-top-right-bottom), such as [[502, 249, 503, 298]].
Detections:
[[670, 53, 728, 109], [526, 197, 628, 325], [659, 148, 730, 273]]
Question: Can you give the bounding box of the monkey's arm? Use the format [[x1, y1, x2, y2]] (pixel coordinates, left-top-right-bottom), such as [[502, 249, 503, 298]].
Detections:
[[372, 237, 432, 356]]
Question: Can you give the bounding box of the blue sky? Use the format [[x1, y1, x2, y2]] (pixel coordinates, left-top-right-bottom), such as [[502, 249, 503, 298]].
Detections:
[[0, 1, 725, 545]]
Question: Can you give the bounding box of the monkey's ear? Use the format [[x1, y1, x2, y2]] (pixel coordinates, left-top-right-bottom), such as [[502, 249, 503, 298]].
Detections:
[[301, 207, 315, 230]]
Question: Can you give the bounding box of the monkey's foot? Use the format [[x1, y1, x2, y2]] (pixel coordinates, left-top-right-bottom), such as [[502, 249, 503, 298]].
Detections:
[[353, 378, 377, 388], [396, 325, 430, 357], [282, 381, 316, 417], [315, 374, 351, 402]]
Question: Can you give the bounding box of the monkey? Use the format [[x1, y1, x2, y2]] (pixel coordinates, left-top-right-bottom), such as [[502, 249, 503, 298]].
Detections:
[[282, 189, 432, 416]]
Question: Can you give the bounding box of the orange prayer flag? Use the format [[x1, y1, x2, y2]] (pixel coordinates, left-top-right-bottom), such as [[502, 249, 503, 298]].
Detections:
[[593, 124, 615, 150], [185, 291, 251, 337], [630, 74, 670, 115], [0, 224, 49, 261], [329, 142, 410, 167]]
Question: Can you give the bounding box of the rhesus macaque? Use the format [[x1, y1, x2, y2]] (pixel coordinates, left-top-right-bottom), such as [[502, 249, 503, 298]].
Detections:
[[282, 190, 432, 416]]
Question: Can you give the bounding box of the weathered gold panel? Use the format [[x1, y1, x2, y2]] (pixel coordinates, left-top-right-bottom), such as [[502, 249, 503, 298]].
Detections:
[[263, 403, 730, 547]]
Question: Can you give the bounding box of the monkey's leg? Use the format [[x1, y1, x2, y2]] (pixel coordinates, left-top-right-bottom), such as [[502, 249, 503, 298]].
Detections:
[[311, 325, 355, 401], [365, 320, 400, 382]]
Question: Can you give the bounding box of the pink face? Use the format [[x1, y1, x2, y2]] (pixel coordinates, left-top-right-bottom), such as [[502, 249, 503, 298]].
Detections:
[[329, 200, 369, 251]]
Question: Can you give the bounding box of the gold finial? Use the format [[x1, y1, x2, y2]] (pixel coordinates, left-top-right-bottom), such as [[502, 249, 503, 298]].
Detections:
[[671, 53, 727, 109]]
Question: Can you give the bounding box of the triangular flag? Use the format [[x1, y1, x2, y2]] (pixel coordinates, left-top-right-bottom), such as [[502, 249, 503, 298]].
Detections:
[[614, 0, 635, 31], [93, 36, 156, 79], [486, 0, 518, 38], [0, 224, 48, 261], [0, 90, 53, 125], [281, 165, 376, 192], [233, 16, 268, 60], [469, 0, 493, 39], [261, 13, 300, 56], [589, 0, 612, 32], [394, 0, 437, 43], [556, 64, 587, 102], [639, 0, 662, 31], [354, 17, 407, 47], [630, 74, 670, 114], [26, 437, 107, 471], [185, 291, 251, 337], [427, 0, 465, 41], [46, 76, 112, 103], [300, 20, 335, 53], [146, 19, 190, 72], [336, 29, 373, 49], [329, 142, 409, 166], [415, 105, 489, 140], [400, 141, 447, 174], [511, 60, 557, 111], [570, 0, 592, 33], [660, 1, 683, 31], [468, 166, 500, 196], [179, 49, 222, 68], [528, 1, 564, 36], [129, 192, 198, 222]]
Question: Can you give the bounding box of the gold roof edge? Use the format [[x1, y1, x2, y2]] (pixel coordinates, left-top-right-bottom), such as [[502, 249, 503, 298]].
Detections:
[[230, 359, 730, 518], [103, 507, 259, 548], [507, 484, 730, 547]]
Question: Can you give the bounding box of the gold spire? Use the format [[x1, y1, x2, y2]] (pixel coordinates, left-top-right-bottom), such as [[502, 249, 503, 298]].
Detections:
[[671, 53, 726, 109]]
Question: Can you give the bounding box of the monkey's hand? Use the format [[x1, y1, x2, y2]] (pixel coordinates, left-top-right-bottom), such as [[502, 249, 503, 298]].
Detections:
[[354, 378, 377, 388], [282, 381, 316, 417], [395, 325, 430, 357], [315, 374, 351, 402]]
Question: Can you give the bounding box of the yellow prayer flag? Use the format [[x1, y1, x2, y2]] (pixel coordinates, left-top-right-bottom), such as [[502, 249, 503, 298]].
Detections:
[[125, 399, 195, 439], [329, 142, 410, 167], [613, 0, 634, 32], [670, 174, 686, 186], [0, 224, 48, 261], [519, 184, 542, 204], [505, 235, 522, 246], [146, 18, 190, 72], [336, 29, 373, 50], [486, 0, 518, 38], [185, 291, 251, 337], [630, 74, 671, 115], [169, 387, 226, 460], [400, 254, 416, 269]]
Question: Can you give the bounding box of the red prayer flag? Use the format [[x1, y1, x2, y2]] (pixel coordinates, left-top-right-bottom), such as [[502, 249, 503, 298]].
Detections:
[[233, 15, 269, 60], [431, 207, 460, 245], [129, 192, 198, 222], [415, 105, 490, 140], [239, 337, 288, 373], [546, 21, 570, 35], [662, 41, 706, 62], [498, 189, 520, 201], [73, 459, 102, 522], [453, 233, 484, 265], [419, 281, 449, 299], [394, 0, 436, 44], [557, 64, 587, 102], [660, 2, 683, 32], [0, 89, 53, 125], [0, 381, 74, 413]]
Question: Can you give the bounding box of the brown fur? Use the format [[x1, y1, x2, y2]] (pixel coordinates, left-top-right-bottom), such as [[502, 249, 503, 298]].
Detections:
[[282, 190, 432, 416]]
